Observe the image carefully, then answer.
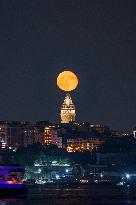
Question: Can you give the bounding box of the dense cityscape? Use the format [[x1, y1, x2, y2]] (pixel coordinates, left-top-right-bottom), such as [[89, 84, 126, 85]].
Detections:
[[0, 91, 136, 187]]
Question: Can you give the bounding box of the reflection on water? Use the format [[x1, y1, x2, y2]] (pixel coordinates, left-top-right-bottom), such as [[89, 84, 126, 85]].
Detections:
[[0, 201, 9, 205], [1, 185, 136, 205], [1, 198, 136, 205]]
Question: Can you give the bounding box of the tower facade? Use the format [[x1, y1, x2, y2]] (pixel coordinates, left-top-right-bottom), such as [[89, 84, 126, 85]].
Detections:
[[61, 93, 76, 123]]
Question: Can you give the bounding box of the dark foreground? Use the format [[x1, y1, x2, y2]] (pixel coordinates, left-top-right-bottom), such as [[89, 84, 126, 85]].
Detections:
[[1, 184, 136, 205]]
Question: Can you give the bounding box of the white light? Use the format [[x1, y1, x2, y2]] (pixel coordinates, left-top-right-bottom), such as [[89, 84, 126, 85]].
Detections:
[[56, 175, 60, 179], [45, 127, 49, 130], [126, 174, 130, 179], [64, 164, 70, 167], [66, 169, 69, 173], [133, 130, 136, 138], [34, 163, 40, 166], [38, 169, 41, 173]]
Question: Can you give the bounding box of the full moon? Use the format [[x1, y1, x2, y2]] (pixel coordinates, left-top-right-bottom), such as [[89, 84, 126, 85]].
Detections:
[[57, 71, 78, 92]]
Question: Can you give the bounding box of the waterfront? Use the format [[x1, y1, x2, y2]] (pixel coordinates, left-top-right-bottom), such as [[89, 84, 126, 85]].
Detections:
[[1, 184, 136, 205]]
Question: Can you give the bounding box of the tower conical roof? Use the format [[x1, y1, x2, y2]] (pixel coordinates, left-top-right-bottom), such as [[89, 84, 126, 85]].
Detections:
[[62, 93, 75, 108]]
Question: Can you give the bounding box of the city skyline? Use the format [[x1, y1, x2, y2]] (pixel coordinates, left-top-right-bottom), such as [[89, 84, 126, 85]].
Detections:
[[0, 1, 136, 204], [0, 0, 135, 130]]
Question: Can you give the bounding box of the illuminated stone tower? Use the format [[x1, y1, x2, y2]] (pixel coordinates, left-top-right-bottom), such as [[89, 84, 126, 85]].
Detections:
[[61, 93, 76, 123]]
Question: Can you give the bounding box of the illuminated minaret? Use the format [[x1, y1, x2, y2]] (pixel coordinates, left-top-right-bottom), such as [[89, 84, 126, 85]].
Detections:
[[61, 93, 76, 123]]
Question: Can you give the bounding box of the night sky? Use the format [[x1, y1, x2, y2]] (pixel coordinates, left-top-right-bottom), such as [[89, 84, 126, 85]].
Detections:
[[0, 0, 135, 131]]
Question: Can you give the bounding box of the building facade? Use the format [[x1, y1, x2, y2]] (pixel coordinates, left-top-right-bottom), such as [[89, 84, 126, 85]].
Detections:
[[44, 127, 62, 148], [23, 126, 44, 147], [67, 137, 105, 152], [0, 121, 8, 149]]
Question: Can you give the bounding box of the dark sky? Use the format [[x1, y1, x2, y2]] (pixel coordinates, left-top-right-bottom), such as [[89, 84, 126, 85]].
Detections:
[[0, 0, 135, 131]]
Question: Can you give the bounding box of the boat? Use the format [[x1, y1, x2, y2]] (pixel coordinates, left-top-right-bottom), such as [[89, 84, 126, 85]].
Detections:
[[0, 164, 27, 198]]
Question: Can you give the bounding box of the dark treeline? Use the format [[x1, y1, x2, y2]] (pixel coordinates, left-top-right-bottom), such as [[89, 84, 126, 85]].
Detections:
[[0, 137, 136, 166], [0, 143, 95, 166]]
